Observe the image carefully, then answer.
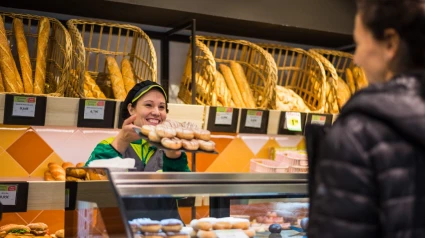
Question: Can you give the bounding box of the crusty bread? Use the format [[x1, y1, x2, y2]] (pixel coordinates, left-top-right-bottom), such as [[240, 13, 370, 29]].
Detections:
[[0, 70, 5, 92], [84, 82, 94, 98], [219, 64, 244, 108], [84, 72, 106, 99], [44, 171, 55, 181], [121, 58, 136, 93], [106, 56, 126, 100], [229, 61, 256, 108], [336, 77, 351, 109], [13, 18, 33, 93], [214, 71, 232, 106], [0, 17, 21, 92], [34, 17, 50, 94]]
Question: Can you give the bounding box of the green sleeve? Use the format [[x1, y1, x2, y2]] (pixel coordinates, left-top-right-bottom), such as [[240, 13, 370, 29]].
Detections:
[[162, 152, 191, 172], [85, 137, 122, 166]]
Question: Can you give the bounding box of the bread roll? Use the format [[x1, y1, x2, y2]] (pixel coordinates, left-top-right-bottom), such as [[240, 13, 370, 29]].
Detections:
[[76, 162, 85, 167], [0, 71, 5, 92], [44, 171, 54, 181], [229, 61, 256, 108], [13, 18, 33, 93], [34, 17, 50, 94], [85, 72, 106, 99], [121, 58, 136, 93], [86, 169, 108, 181], [219, 64, 244, 107], [62, 162, 74, 170], [0, 17, 20, 92], [106, 56, 126, 100], [67, 168, 86, 178]]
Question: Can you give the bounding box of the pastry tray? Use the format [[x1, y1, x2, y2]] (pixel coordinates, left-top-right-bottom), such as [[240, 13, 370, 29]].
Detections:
[[133, 128, 218, 154]]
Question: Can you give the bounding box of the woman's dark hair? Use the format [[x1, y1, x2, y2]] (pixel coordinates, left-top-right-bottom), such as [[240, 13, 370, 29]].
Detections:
[[356, 0, 425, 70]]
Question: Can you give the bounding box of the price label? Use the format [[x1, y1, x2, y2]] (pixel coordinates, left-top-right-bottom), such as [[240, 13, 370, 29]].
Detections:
[[311, 115, 326, 125], [65, 189, 70, 208], [214, 229, 248, 238], [0, 185, 17, 205], [245, 110, 263, 128], [215, 107, 233, 125], [83, 100, 105, 120], [12, 96, 36, 117], [285, 112, 302, 132]]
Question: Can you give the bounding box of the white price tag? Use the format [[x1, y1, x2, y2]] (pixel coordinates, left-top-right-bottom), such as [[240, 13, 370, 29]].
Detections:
[[0, 185, 17, 205], [214, 229, 248, 238], [65, 188, 70, 208], [311, 115, 326, 125], [215, 107, 233, 125], [12, 96, 36, 117], [84, 100, 105, 120], [285, 112, 302, 132], [245, 110, 263, 128]]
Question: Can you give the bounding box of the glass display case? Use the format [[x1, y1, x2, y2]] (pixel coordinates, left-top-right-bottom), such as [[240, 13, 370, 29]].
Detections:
[[65, 169, 308, 238]]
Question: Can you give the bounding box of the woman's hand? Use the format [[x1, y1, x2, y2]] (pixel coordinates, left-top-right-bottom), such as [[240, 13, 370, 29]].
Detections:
[[164, 150, 182, 159], [111, 115, 141, 154]]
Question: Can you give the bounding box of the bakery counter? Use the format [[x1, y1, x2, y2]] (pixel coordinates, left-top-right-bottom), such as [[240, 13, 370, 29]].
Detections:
[[65, 169, 309, 238]]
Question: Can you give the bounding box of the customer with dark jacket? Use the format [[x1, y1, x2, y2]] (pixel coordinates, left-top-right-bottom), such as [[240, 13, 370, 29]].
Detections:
[[306, 1, 425, 238]]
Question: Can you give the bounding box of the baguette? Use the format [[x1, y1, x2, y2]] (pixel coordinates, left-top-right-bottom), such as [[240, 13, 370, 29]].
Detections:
[[84, 81, 94, 98], [230, 61, 256, 108], [0, 71, 4, 92], [0, 17, 20, 92], [34, 17, 50, 94], [336, 77, 351, 108], [84, 72, 106, 99], [219, 64, 244, 108], [13, 18, 33, 93], [121, 58, 136, 93], [214, 71, 232, 106], [106, 56, 126, 100], [345, 68, 355, 95]]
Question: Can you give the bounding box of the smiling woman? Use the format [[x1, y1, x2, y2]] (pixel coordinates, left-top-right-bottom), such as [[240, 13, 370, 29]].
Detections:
[[85, 80, 190, 221]]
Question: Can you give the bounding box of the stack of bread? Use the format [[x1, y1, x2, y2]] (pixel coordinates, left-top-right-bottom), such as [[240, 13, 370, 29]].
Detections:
[[129, 218, 189, 238], [141, 120, 215, 152], [79, 57, 137, 100], [44, 162, 87, 181], [0, 16, 52, 94], [189, 217, 255, 238]]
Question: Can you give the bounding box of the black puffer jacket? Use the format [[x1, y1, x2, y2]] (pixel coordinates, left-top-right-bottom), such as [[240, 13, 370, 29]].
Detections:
[[306, 71, 425, 238]]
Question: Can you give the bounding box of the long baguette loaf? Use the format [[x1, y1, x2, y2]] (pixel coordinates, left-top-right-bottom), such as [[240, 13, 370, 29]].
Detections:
[[229, 61, 256, 108], [214, 71, 232, 106], [34, 17, 50, 94], [84, 82, 94, 98], [84, 72, 106, 99], [219, 64, 244, 108], [106, 56, 126, 100], [0, 71, 4, 92], [0, 17, 21, 92], [121, 58, 136, 93], [13, 18, 33, 93]]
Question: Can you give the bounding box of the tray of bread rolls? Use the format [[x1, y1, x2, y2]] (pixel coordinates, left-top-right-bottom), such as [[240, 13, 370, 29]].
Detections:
[[134, 120, 218, 154]]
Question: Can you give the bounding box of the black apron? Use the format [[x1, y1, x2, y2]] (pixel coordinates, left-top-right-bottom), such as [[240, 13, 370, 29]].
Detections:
[[121, 145, 183, 221]]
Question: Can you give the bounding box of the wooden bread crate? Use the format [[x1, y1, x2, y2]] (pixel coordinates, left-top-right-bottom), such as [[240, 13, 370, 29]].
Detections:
[[178, 35, 278, 109], [66, 19, 157, 98], [0, 12, 72, 96], [259, 44, 328, 113]]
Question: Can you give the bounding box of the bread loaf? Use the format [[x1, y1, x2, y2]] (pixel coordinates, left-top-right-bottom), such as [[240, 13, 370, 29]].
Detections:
[[34, 17, 50, 94], [121, 58, 136, 93], [84, 81, 94, 98], [336, 77, 351, 108], [229, 61, 256, 108], [106, 56, 126, 100], [219, 64, 244, 108], [0, 71, 5, 92], [44, 171, 54, 181], [354, 66, 369, 90], [345, 68, 355, 95], [0, 17, 20, 92], [13, 18, 33, 93], [214, 71, 231, 106], [84, 72, 106, 99]]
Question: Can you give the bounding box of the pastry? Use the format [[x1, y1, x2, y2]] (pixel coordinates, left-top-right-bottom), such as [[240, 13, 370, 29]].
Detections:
[[44, 171, 54, 181], [194, 129, 211, 141], [161, 137, 182, 150], [181, 139, 199, 151], [230, 218, 250, 230], [156, 125, 177, 138], [198, 140, 215, 152], [143, 232, 166, 238], [197, 230, 216, 238], [148, 130, 162, 143], [176, 127, 195, 140], [142, 125, 156, 136], [212, 221, 232, 230], [163, 120, 182, 129], [166, 231, 189, 238], [138, 220, 161, 233], [243, 228, 256, 238], [160, 219, 183, 232]]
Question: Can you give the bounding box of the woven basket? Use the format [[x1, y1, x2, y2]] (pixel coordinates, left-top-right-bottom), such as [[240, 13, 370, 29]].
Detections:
[[0, 12, 72, 96], [178, 36, 278, 109], [258, 44, 328, 112], [66, 19, 157, 98]]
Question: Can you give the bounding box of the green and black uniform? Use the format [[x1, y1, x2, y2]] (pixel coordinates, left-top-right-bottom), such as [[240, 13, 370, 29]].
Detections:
[[86, 137, 190, 220]]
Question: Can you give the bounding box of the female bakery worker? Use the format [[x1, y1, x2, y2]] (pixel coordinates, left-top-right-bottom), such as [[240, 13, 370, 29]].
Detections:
[[86, 80, 190, 221]]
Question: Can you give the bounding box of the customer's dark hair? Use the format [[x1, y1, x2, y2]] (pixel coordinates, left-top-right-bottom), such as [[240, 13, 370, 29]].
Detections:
[[356, 0, 425, 70]]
